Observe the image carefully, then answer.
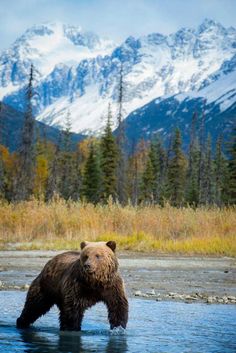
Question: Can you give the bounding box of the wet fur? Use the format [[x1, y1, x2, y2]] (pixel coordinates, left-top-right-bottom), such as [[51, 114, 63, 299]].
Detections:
[[16, 242, 128, 331]]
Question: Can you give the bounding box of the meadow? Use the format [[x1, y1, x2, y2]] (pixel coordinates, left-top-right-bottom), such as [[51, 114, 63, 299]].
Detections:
[[0, 198, 235, 256]]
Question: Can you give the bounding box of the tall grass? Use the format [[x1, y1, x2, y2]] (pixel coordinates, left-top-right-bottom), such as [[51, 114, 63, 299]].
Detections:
[[0, 198, 235, 256]]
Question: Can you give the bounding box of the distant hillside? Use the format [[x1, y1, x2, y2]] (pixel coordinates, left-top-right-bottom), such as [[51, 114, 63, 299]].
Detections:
[[123, 68, 236, 151], [0, 103, 84, 151]]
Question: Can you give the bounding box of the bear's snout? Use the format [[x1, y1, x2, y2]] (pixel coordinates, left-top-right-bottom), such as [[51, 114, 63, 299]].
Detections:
[[84, 260, 95, 273], [84, 261, 91, 270]]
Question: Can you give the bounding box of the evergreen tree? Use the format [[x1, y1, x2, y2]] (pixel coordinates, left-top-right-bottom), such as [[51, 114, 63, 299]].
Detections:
[[215, 135, 229, 206], [140, 138, 166, 204], [204, 135, 215, 204], [46, 137, 61, 201], [186, 142, 200, 206], [15, 64, 35, 201], [228, 127, 236, 204], [116, 64, 127, 204], [83, 142, 101, 203], [127, 155, 138, 205], [150, 137, 166, 203], [0, 149, 5, 198], [198, 102, 207, 204], [167, 128, 187, 206], [0, 102, 4, 145], [0, 103, 4, 197], [100, 105, 118, 202], [59, 113, 75, 200], [186, 112, 200, 205], [140, 156, 155, 203], [127, 139, 148, 206], [70, 148, 82, 201], [162, 134, 173, 201]]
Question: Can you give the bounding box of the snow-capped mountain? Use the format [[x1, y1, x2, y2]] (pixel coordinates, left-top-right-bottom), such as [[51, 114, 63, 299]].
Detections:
[[0, 22, 114, 99], [123, 66, 236, 149], [1, 19, 236, 135]]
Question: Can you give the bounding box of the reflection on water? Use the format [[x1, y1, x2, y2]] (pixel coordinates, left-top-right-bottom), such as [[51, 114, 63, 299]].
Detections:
[[17, 329, 127, 353], [0, 291, 236, 353]]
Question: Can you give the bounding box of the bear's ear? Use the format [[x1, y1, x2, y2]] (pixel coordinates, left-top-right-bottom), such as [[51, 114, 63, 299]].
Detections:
[[80, 241, 88, 250], [106, 241, 116, 252]]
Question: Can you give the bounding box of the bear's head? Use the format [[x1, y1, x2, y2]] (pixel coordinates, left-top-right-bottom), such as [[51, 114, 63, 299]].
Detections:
[[79, 241, 118, 284]]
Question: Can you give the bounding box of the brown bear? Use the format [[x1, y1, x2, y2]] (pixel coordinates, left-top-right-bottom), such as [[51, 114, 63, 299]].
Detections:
[[16, 241, 128, 331]]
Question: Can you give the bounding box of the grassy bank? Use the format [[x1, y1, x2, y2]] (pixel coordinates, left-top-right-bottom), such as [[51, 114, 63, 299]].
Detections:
[[0, 199, 235, 256]]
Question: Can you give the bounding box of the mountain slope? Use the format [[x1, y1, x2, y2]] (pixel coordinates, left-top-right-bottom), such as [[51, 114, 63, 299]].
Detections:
[[1, 19, 236, 134], [0, 103, 84, 151], [123, 67, 236, 150]]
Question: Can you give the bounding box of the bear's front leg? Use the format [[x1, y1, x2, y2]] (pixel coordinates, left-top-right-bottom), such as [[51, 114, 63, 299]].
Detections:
[[104, 279, 129, 329], [59, 306, 84, 331]]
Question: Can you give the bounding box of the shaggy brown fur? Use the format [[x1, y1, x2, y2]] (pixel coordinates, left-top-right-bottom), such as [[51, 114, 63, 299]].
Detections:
[[16, 241, 128, 331]]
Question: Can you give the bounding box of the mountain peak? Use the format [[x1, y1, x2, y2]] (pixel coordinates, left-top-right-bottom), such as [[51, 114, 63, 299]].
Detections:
[[20, 22, 65, 40], [198, 18, 225, 33]]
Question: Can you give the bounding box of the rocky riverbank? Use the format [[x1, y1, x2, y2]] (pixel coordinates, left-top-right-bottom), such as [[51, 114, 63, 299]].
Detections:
[[0, 251, 235, 304], [134, 289, 236, 304]]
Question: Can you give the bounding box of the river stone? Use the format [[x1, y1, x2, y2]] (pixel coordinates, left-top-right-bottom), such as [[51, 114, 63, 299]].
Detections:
[[134, 290, 142, 296], [222, 296, 228, 304], [185, 295, 194, 300], [174, 294, 184, 299], [146, 289, 156, 296], [207, 296, 215, 304], [228, 296, 236, 301]]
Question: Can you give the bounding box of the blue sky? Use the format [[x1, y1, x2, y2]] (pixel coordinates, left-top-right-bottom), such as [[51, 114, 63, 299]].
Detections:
[[0, 0, 236, 50]]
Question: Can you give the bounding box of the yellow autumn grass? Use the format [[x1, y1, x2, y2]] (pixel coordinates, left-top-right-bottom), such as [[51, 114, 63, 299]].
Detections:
[[0, 198, 235, 256]]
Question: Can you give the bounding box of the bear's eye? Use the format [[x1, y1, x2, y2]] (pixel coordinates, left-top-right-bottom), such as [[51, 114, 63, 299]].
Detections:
[[83, 255, 88, 261], [95, 254, 100, 259]]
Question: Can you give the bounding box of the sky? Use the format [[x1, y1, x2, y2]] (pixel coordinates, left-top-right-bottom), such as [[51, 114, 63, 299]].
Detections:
[[0, 0, 236, 50]]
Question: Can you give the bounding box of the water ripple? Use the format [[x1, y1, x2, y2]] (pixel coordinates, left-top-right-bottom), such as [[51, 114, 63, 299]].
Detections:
[[0, 291, 235, 353]]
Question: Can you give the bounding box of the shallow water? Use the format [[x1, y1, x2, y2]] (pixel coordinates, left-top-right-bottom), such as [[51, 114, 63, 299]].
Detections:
[[0, 291, 235, 353]]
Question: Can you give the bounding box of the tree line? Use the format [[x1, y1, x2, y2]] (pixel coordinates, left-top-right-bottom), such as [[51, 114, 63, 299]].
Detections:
[[0, 66, 235, 206]]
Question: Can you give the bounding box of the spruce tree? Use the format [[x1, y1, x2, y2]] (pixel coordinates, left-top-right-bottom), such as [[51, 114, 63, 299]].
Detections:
[[116, 64, 127, 205], [0, 102, 4, 145], [228, 127, 236, 204], [127, 140, 147, 206], [0, 149, 5, 198], [59, 113, 75, 200], [204, 135, 215, 204], [198, 102, 207, 204], [46, 136, 61, 201], [215, 135, 229, 206], [70, 148, 82, 201], [167, 128, 187, 206], [83, 142, 101, 203], [127, 153, 138, 205], [186, 112, 200, 205], [15, 64, 35, 201], [0, 103, 4, 197], [100, 105, 118, 202], [140, 138, 166, 204], [150, 137, 166, 203], [140, 156, 155, 203], [162, 134, 173, 201]]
